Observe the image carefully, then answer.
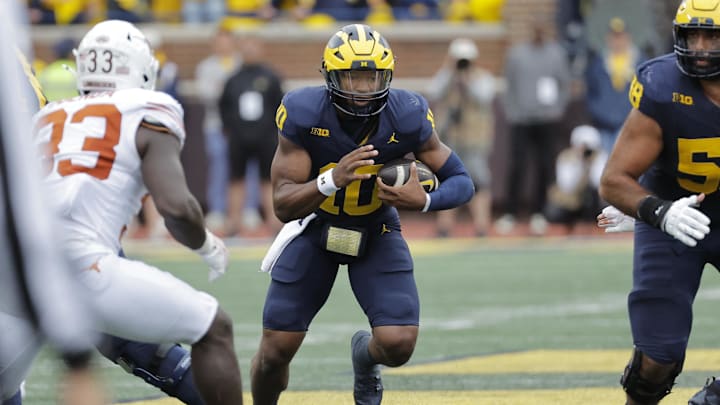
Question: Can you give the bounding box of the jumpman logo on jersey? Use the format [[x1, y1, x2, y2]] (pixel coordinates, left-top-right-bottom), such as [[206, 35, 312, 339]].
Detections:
[[387, 132, 399, 144], [381, 224, 392, 235]]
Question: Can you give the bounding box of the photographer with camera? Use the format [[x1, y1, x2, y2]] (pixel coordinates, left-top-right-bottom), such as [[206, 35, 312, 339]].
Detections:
[[543, 124, 607, 232], [425, 38, 496, 237]]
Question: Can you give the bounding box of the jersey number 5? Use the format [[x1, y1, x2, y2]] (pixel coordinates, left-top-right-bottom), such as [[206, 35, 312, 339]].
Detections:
[[677, 137, 720, 194], [35, 104, 121, 180]]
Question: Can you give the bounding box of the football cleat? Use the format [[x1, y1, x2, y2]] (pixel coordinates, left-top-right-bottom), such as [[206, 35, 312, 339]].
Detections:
[[351, 330, 383, 405], [689, 376, 720, 405]]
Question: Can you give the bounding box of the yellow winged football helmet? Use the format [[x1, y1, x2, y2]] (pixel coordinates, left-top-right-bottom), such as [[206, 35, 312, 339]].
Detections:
[[674, 0, 720, 78], [321, 24, 395, 117]]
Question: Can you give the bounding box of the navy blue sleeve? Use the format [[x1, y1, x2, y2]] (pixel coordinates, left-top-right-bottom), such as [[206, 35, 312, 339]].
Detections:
[[276, 90, 304, 147], [427, 151, 475, 211], [630, 59, 666, 121]]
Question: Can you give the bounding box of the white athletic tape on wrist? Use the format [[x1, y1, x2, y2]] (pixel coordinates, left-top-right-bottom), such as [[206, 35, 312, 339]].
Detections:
[[194, 228, 215, 255], [317, 168, 340, 196]]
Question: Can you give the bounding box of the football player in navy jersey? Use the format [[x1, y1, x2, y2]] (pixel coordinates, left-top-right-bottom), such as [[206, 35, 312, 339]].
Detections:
[[599, 1, 720, 404], [250, 24, 474, 405]]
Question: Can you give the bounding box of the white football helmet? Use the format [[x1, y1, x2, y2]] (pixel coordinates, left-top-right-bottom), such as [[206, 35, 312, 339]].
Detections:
[[74, 20, 159, 93]]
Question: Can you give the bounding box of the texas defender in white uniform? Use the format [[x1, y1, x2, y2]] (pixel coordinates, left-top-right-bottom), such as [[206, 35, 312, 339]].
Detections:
[[35, 88, 213, 340], [31, 20, 243, 405]]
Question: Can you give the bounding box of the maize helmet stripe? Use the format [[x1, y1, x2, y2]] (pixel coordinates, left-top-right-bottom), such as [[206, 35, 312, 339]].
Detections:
[[323, 24, 394, 71]]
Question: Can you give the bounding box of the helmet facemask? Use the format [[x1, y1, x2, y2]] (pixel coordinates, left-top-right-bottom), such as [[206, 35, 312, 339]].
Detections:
[[325, 67, 392, 117], [673, 0, 720, 79], [674, 25, 720, 78]]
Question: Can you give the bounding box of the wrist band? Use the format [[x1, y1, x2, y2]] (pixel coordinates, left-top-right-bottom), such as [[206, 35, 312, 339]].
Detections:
[[317, 168, 340, 196], [194, 228, 214, 255], [636, 195, 671, 228], [422, 193, 432, 212]]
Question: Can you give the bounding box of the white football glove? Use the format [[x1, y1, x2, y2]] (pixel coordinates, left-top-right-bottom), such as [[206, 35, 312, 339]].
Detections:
[[598, 205, 635, 233], [193, 229, 228, 282], [659, 195, 711, 247]]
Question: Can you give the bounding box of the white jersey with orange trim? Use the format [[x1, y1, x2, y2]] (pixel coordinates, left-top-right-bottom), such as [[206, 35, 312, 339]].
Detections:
[[31, 89, 217, 346], [32, 88, 185, 265]]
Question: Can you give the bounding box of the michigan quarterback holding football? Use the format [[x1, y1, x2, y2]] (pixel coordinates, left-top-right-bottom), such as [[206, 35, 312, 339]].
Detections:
[[250, 24, 474, 405]]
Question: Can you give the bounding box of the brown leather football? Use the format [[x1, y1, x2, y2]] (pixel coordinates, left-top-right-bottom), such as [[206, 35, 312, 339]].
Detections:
[[377, 158, 439, 192]]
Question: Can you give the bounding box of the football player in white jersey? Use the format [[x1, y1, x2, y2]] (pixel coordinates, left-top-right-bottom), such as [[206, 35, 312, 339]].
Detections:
[[29, 20, 243, 405]]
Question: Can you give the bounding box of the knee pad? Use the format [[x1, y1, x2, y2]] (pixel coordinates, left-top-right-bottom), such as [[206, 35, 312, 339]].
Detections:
[[97, 335, 204, 405], [620, 347, 682, 404]]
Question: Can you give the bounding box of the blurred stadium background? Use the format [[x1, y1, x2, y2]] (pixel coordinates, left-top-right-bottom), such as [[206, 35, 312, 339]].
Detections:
[[24, 1, 712, 404], [29, 0, 677, 217]]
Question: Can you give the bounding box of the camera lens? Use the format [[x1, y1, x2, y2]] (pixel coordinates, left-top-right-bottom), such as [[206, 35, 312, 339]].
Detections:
[[456, 59, 470, 69]]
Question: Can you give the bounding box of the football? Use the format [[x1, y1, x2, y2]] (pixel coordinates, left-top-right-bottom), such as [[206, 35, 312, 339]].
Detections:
[[377, 158, 439, 192]]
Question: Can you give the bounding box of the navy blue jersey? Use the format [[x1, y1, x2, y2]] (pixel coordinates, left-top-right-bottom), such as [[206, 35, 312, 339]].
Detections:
[[632, 53, 720, 223], [276, 86, 434, 225]]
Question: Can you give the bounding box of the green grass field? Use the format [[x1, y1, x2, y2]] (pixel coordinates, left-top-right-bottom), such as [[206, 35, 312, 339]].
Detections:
[[19, 235, 720, 404]]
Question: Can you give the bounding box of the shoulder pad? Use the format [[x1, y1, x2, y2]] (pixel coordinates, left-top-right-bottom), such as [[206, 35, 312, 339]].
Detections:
[[277, 87, 328, 135], [116, 89, 185, 144], [387, 89, 433, 134], [634, 54, 678, 105]]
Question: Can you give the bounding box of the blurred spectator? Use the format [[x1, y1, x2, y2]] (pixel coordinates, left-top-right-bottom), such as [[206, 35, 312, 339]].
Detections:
[[151, 0, 182, 22], [585, 17, 643, 154], [426, 38, 495, 237], [195, 27, 242, 234], [37, 38, 77, 102], [650, 0, 680, 54], [495, 16, 571, 236], [219, 35, 284, 236], [107, 0, 150, 22], [264, 0, 370, 24], [145, 30, 181, 102], [183, 0, 225, 23], [385, 0, 440, 20], [444, 0, 504, 23], [543, 125, 607, 232], [555, 0, 593, 77], [28, 0, 88, 24], [28, 0, 57, 24], [223, 0, 270, 26]]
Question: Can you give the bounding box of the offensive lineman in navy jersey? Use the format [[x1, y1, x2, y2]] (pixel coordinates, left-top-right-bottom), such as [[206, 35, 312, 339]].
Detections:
[[250, 24, 474, 405], [599, 1, 720, 404]]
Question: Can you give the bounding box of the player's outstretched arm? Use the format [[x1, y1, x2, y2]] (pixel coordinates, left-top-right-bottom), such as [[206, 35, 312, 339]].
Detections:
[[137, 126, 205, 246], [137, 125, 227, 280]]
